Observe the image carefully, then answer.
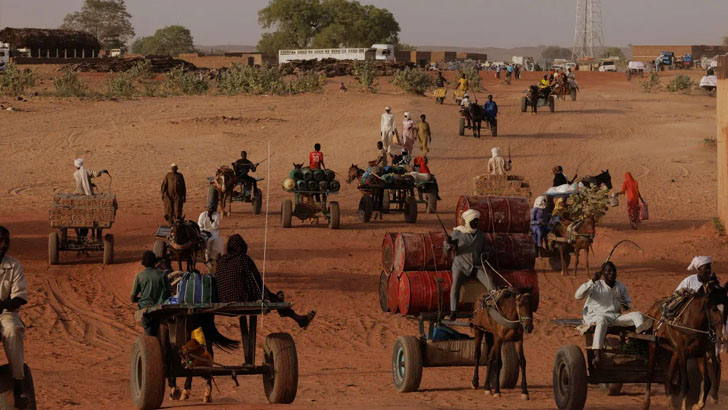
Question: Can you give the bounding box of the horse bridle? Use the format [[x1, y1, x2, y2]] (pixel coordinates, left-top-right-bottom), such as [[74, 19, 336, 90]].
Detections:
[[477, 291, 532, 331]]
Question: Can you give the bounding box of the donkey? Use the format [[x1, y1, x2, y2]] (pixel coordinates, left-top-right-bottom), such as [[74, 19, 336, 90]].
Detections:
[[471, 288, 534, 400], [581, 170, 613, 190], [552, 214, 596, 276], [462, 103, 486, 138], [168, 218, 203, 272], [642, 282, 728, 410], [214, 166, 236, 217]]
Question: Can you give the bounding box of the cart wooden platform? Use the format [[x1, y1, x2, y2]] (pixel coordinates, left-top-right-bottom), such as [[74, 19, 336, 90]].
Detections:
[[281, 190, 340, 229]]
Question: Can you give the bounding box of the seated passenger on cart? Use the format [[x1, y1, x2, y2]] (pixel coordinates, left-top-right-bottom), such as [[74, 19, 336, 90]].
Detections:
[[215, 234, 316, 329], [131, 251, 171, 336], [309, 143, 326, 201], [197, 206, 224, 274], [575, 262, 651, 366], [73, 158, 108, 238], [232, 150, 258, 192], [0, 226, 30, 409], [444, 209, 494, 321]]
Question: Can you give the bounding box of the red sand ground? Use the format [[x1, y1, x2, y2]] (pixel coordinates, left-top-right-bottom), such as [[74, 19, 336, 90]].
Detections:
[[0, 69, 725, 409]]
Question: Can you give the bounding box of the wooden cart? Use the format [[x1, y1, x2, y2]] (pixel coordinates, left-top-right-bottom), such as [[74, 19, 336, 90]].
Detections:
[[280, 190, 340, 229], [131, 303, 299, 409], [357, 184, 418, 223], [48, 193, 117, 265]]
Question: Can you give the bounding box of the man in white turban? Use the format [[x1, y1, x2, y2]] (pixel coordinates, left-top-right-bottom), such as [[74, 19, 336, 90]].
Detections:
[[380, 106, 396, 152], [444, 208, 493, 320], [401, 112, 416, 153], [487, 147, 511, 176], [73, 158, 107, 196], [676, 256, 717, 292]]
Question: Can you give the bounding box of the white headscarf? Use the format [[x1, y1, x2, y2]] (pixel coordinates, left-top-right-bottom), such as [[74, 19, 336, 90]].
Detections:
[[534, 196, 547, 209], [385, 106, 391, 112], [455, 209, 481, 234], [491, 147, 500, 158], [687, 256, 712, 271], [404, 112, 410, 119], [74, 158, 93, 195]]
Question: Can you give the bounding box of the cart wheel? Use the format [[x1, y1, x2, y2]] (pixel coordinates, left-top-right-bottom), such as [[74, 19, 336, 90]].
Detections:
[[392, 336, 423, 392], [458, 117, 465, 136], [328, 201, 340, 230], [548, 243, 571, 272], [379, 271, 389, 312], [521, 96, 527, 112], [599, 383, 622, 396], [153, 240, 165, 259], [262, 333, 298, 404], [570, 89, 577, 101], [48, 232, 59, 265], [382, 191, 390, 214], [103, 233, 114, 265], [358, 196, 374, 223], [553, 345, 587, 410], [491, 118, 498, 137], [130, 335, 166, 410], [281, 200, 293, 228], [425, 194, 437, 214], [252, 189, 263, 215], [549, 96, 555, 112], [500, 341, 520, 389], [404, 197, 418, 224]]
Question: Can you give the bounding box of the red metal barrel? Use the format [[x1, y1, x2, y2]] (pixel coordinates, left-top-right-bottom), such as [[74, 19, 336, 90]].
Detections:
[[381, 232, 398, 272], [387, 272, 400, 313], [484, 233, 536, 270], [494, 269, 540, 312], [455, 196, 530, 234], [398, 270, 452, 316], [393, 232, 452, 275]]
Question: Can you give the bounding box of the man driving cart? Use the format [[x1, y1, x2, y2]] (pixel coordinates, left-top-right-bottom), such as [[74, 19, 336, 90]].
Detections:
[[233, 151, 258, 192]]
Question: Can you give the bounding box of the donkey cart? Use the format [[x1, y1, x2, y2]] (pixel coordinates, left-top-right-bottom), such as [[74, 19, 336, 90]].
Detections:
[[358, 184, 418, 224], [281, 191, 340, 229], [48, 193, 117, 265], [131, 302, 299, 410]]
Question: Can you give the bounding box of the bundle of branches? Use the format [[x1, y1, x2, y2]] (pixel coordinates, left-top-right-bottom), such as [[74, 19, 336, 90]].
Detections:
[[0, 27, 100, 52], [68, 56, 199, 73], [568, 184, 610, 222]]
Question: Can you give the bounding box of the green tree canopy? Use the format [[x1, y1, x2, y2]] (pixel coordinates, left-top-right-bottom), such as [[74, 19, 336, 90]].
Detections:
[[257, 0, 400, 54], [131, 26, 195, 56], [61, 0, 135, 49], [541, 46, 572, 63]]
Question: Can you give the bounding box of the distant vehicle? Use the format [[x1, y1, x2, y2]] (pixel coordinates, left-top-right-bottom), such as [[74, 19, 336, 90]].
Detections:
[[658, 51, 674, 68], [551, 64, 565, 71], [371, 44, 395, 61], [278, 44, 393, 64], [110, 48, 122, 57], [0, 42, 9, 71], [626, 61, 645, 80], [16, 47, 31, 57], [598, 61, 617, 72], [565, 62, 577, 71], [675, 54, 693, 69]]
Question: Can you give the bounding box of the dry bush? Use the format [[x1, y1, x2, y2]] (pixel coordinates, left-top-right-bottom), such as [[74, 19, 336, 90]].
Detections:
[[0, 63, 36, 96]]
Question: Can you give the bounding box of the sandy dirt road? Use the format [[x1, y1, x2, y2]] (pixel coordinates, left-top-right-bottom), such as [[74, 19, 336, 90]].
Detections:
[[0, 69, 726, 409]]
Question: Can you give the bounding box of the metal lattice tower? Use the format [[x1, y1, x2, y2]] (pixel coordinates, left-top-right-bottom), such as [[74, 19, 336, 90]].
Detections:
[[572, 0, 604, 60]]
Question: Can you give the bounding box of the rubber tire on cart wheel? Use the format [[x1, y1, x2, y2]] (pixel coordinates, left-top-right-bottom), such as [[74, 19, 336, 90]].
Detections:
[[48, 232, 59, 265], [404, 197, 418, 224], [263, 333, 298, 404], [153, 240, 165, 259], [379, 271, 389, 312], [458, 117, 465, 136], [553, 345, 587, 410], [252, 189, 263, 215], [281, 200, 293, 228], [425, 194, 437, 214], [570, 89, 577, 101], [600, 383, 622, 396], [130, 335, 166, 410], [548, 243, 571, 272], [328, 201, 340, 230], [103, 234, 114, 265], [521, 96, 528, 112], [382, 191, 390, 214], [358, 196, 374, 223], [392, 336, 423, 392], [549, 96, 555, 112], [499, 341, 520, 389]]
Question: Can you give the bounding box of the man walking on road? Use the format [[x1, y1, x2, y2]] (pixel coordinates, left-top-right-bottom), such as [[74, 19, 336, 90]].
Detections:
[[416, 114, 432, 157], [380, 107, 396, 152], [161, 164, 186, 223]]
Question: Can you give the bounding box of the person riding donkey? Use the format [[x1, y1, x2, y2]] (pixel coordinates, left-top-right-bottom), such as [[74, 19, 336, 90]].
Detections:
[[575, 261, 651, 366]]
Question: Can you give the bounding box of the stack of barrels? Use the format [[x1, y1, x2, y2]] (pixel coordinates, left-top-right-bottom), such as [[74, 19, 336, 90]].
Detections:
[[282, 167, 340, 193], [378, 195, 540, 317]]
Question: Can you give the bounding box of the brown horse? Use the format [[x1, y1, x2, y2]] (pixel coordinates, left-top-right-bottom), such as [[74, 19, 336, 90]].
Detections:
[[642, 283, 728, 410], [168, 218, 203, 272], [214, 166, 236, 217], [471, 287, 534, 399], [552, 75, 571, 101], [552, 215, 595, 276]]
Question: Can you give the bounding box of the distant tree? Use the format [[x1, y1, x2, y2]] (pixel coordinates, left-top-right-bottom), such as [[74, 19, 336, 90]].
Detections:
[[131, 26, 195, 56], [61, 0, 135, 49], [602, 47, 626, 60], [256, 0, 399, 54], [395, 43, 417, 51], [541, 46, 572, 63]]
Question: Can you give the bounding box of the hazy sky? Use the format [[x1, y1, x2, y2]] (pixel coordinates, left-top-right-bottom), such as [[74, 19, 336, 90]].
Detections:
[[1, 0, 726, 48]]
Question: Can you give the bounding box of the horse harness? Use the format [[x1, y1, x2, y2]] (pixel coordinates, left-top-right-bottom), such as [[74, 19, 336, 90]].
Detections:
[[564, 218, 594, 244], [474, 288, 532, 331], [650, 291, 722, 344]]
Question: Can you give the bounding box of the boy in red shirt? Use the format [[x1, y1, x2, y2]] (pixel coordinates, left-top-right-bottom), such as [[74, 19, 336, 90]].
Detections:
[[309, 143, 326, 170]]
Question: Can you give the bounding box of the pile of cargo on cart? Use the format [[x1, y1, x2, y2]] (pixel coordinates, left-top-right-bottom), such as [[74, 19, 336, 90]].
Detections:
[[281, 165, 341, 229]]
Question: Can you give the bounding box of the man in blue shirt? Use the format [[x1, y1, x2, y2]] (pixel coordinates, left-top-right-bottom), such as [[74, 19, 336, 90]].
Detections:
[[484, 95, 498, 120]]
